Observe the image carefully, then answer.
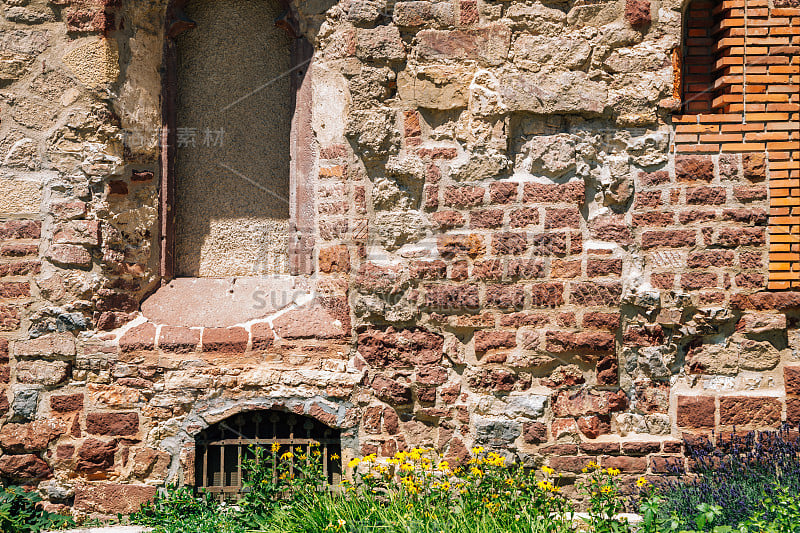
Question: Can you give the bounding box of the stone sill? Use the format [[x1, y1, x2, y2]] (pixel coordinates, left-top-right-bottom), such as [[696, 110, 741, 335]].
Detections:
[[141, 277, 312, 328]]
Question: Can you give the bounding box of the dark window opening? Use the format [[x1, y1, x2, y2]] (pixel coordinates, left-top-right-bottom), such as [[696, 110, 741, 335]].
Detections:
[[681, 0, 732, 114], [194, 410, 342, 500]]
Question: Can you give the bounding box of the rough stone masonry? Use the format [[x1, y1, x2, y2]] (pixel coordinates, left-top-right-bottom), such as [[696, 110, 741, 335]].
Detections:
[[0, 0, 799, 517]]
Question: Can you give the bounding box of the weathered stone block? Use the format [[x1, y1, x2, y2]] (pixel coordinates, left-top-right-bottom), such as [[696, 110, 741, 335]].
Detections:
[[397, 65, 471, 109], [13, 332, 76, 358], [86, 412, 139, 436], [786, 366, 800, 395], [0, 454, 52, 481], [719, 396, 782, 427], [499, 70, 607, 115], [356, 26, 406, 62], [15, 360, 70, 385], [416, 24, 510, 66], [73, 483, 156, 515], [676, 395, 715, 428], [47, 244, 91, 267], [0, 419, 65, 453]]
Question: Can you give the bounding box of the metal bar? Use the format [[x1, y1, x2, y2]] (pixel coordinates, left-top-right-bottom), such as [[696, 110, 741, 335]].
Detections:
[[202, 444, 208, 488], [198, 438, 335, 446], [219, 445, 225, 487], [237, 418, 243, 492]]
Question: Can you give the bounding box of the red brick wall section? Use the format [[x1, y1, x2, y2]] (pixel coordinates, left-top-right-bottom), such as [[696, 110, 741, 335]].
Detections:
[[674, 0, 800, 289], [682, 0, 718, 114]]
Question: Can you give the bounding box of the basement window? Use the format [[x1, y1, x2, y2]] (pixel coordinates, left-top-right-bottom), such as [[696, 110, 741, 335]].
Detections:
[[194, 410, 342, 500]]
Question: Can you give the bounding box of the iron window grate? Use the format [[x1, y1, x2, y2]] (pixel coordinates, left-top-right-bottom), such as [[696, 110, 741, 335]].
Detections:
[[194, 410, 342, 500]]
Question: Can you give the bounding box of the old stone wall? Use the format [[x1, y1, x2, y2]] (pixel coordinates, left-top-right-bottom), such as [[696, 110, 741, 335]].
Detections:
[[0, 0, 799, 517]]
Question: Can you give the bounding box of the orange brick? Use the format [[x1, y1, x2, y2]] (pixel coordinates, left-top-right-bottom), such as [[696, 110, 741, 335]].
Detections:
[[721, 143, 767, 151]]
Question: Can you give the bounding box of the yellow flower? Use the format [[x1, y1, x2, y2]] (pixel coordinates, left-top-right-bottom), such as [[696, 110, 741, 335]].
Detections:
[[348, 457, 361, 469], [299, 454, 307, 460], [400, 462, 414, 472], [542, 465, 555, 476], [584, 460, 599, 471], [505, 478, 514, 486], [601, 485, 613, 494], [470, 466, 484, 477], [280, 452, 293, 460], [271, 442, 280, 453], [636, 476, 650, 488], [471, 446, 485, 455], [606, 467, 621, 477], [363, 453, 377, 463], [437, 460, 450, 472], [331, 453, 340, 461], [337, 518, 346, 529]]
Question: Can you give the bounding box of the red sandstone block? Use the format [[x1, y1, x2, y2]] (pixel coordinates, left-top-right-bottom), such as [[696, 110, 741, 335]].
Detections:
[[631, 211, 675, 226], [0, 220, 41, 240], [545, 330, 615, 354], [53, 220, 101, 246], [73, 483, 156, 515], [492, 232, 527, 255], [86, 412, 139, 436], [470, 209, 503, 229], [719, 396, 782, 427], [485, 283, 525, 309], [48, 244, 91, 267], [202, 327, 248, 353], [569, 281, 622, 307], [675, 155, 714, 181], [634, 190, 663, 209], [602, 455, 647, 473], [686, 186, 726, 205], [50, 394, 84, 412], [650, 455, 685, 474], [523, 182, 584, 204], [474, 330, 516, 353], [586, 259, 622, 277], [319, 244, 350, 273], [788, 398, 800, 424], [0, 281, 30, 299], [677, 395, 716, 428], [621, 441, 661, 455], [641, 230, 696, 249], [716, 227, 765, 247], [489, 182, 518, 204], [549, 455, 594, 473], [443, 186, 485, 207], [0, 260, 41, 277], [580, 442, 621, 455], [158, 326, 200, 353], [582, 312, 620, 331], [472, 259, 503, 280], [681, 272, 719, 290], [622, 325, 665, 347], [544, 208, 581, 229], [118, 322, 156, 352], [785, 365, 800, 395]]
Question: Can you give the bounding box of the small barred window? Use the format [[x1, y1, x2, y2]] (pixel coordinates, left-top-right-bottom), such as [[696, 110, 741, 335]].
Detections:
[[194, 410, 342, 500]]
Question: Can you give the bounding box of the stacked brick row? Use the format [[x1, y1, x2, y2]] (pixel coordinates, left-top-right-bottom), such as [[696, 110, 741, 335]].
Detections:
[[674, 0, 800, 288]]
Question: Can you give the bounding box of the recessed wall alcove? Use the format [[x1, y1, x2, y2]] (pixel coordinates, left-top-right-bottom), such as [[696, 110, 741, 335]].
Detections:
[[144, 0, 319, 327]]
